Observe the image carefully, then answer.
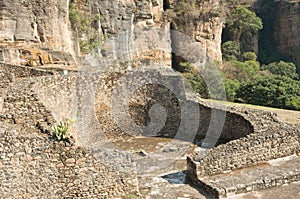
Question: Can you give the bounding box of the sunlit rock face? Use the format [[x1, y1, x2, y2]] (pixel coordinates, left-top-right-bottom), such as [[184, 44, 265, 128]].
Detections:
[[0, 0, 77, 66], [0, 0, 229, 68]]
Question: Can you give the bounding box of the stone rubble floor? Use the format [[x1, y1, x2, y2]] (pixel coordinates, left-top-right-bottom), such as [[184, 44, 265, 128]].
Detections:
[[97, 137, 300, 199], [98, 137, 207, 199], [200, 154, 300, 198]]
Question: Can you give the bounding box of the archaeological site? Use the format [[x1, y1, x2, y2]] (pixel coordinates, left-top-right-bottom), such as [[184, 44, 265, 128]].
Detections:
[[0, 0, 300, 198]]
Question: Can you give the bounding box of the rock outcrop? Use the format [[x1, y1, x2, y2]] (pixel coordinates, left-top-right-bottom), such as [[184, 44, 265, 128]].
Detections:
[[82, 0, 172, 68], [0, 0, 228, 68], [79, 0, 229, 69], [274, 0, 300, 65], [169, 0, 224, 63], [0, 0, 77, 66], [2, 0, 300, 71]]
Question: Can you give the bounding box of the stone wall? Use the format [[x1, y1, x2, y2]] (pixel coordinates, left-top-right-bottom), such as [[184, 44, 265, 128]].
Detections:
[[0, 62, 54, 80], [121, 71, 254, 145], [187, 154, 300, 198], [1, 64, 299, 198], [0, 71, 138, 198], [0, 125, 137, 198], [26, 68, 254, 145], [0, 62, 54, 114], [187, 104, 300, 177]]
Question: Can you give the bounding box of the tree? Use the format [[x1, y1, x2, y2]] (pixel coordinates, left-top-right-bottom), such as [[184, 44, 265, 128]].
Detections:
[[227, 7, 263, 43], [224, 78, 240, 101], [243, 52, 257, 61], [261, 61, 299, 79], [236, 75, 300, 110], [221, 41, 240, 61], [228, 60, 260, 82]]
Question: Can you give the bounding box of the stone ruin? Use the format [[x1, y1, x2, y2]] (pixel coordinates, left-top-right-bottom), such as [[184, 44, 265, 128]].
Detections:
[[0, 62, 299, 198]]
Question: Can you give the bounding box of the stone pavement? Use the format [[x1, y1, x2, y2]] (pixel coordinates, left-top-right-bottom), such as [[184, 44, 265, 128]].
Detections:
[[228, 181, 300, 199]]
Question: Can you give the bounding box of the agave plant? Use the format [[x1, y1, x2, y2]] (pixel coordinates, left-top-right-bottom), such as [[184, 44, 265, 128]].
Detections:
[[52, 117, 76, 141]]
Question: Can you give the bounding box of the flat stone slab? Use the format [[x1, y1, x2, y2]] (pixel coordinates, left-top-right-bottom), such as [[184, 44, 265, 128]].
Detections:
[[198, 155, 300, 198], [228, 181, 300, 199]]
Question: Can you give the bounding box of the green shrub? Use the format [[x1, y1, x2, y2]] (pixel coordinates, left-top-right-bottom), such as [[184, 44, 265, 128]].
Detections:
[[224, 78, 240, 101], [179, 61, 194, 73], [236, 75, 300, 110], [183, 72, 209, 98], [222, 41, 240, 61], [69, 0, 102, 54], [286, 97, 300, 111], [261, 61, 299, 79], [230, 60, 260, 82], [242, 52, 257, 61]]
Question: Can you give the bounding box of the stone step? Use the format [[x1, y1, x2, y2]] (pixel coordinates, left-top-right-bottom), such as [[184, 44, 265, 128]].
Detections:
[[191, 155, 300, 198]]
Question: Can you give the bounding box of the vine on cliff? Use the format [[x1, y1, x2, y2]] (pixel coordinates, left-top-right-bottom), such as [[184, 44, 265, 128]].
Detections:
[[69, 0, 102, 54]]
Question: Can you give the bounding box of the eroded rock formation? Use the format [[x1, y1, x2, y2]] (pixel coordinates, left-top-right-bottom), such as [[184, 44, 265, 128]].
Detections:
[[0, 0, 231, 68], [0, 0, 77, 66], [274, 0, 300, 65]]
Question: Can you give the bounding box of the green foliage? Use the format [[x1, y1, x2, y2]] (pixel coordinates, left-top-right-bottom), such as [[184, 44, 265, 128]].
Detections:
[[221, 41, 240, 61], [286, 97, 300, 111], [182, 61, 226, 100], [79, 33, 101, 53], [261, 61, 299, 79], [183, 72, 209, 98], [69, 0, 102, 54], [52, 117, 76, 141], [229, 60, 260, 82], [219, 5, 300, 110], [236, 75, 300, 110], [179, 61, 194, 73], [224, 78, 240, 101], [227, 7, 263, 41], [242, 52, 257, 61]]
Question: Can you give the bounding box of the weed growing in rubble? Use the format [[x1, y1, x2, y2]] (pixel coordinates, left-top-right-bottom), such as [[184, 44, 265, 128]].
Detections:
[[52, 117, 76, 141]]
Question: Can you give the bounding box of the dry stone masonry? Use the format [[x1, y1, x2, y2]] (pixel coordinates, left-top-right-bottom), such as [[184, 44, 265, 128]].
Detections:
[[0, 63, 299, 198], [0, 65, 139, 198], [187, 99, 300, 198]]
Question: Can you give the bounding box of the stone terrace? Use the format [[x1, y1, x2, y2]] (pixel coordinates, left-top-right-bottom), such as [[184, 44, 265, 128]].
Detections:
[[197, 155, 300, 198], [187, 99, 300, 198], [0, 63, 299, 198]]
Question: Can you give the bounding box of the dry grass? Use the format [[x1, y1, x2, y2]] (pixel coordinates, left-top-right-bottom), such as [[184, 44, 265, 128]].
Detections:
[[202, 99, 300, 124], [226, 102, 300, 124]]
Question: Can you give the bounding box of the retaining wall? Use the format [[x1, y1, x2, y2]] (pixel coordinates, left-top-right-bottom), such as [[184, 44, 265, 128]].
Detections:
[[0, 73, 138, 198], [187, 104, 300, 176]]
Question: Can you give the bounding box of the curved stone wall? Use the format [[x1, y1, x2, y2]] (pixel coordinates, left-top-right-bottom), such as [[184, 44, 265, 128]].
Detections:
[[188, 106, 300, 177]]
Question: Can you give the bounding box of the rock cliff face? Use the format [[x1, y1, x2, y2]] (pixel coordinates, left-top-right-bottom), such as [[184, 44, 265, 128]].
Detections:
[[0, 0, 228, 68], [0, 0, 77, 66], [93, 0, 172, 68], [82, 0, 227, 69], [170, 0, 224, 63], [6, 0, 300, 70], [274, 0, 300, 65]]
